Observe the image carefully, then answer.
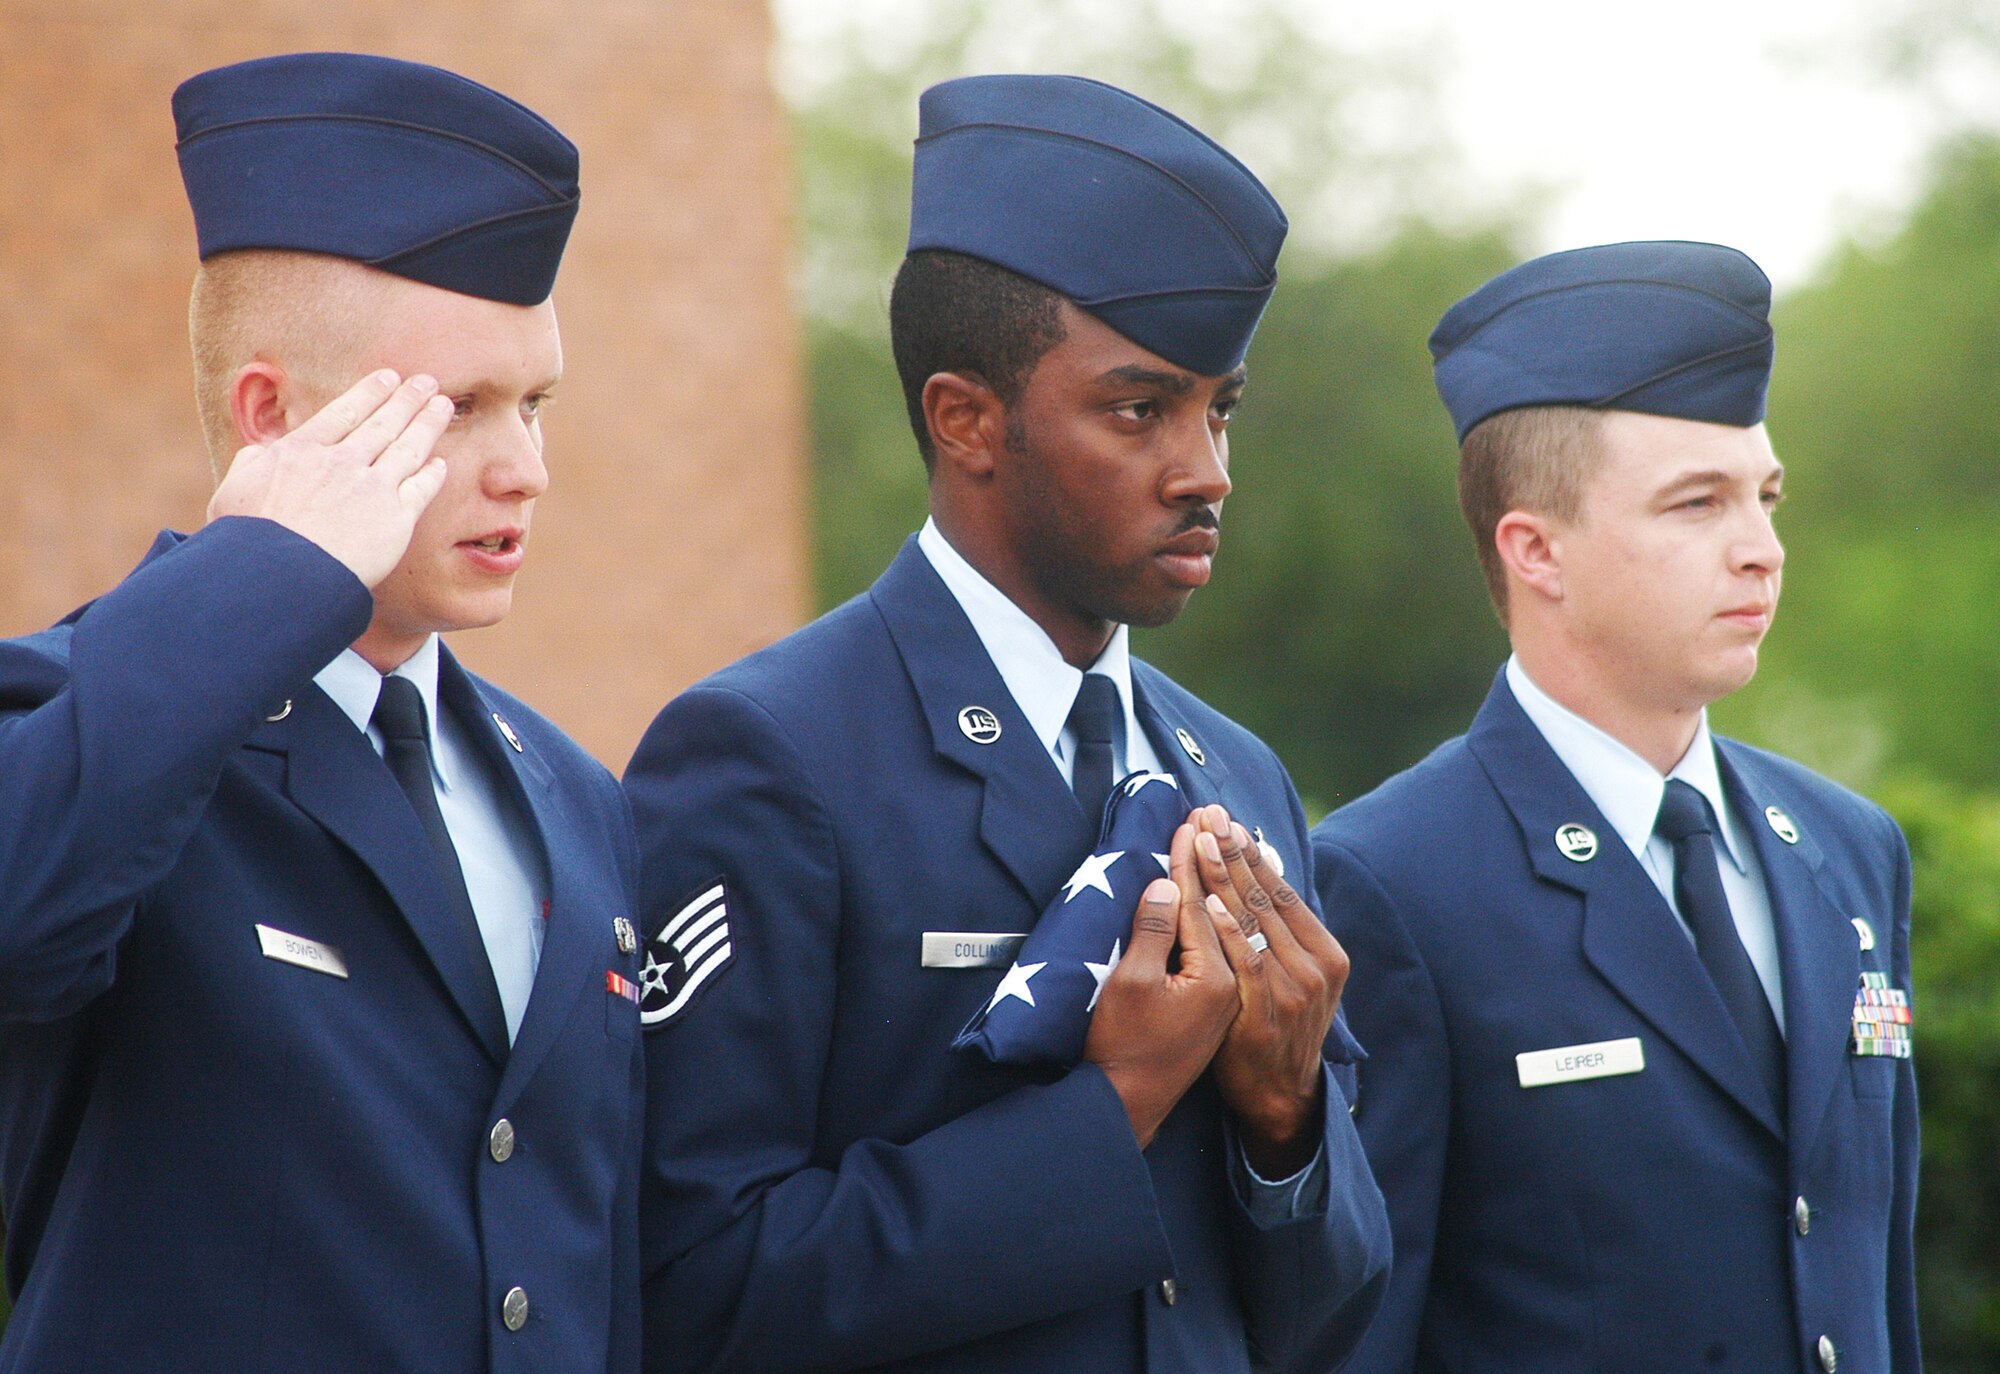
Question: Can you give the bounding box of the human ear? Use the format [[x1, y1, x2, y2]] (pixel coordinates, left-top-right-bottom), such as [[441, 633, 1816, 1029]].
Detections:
[[922, 372, 1007, 480], [1494, 510, 1565, 605], [227, 361, 297, 448]]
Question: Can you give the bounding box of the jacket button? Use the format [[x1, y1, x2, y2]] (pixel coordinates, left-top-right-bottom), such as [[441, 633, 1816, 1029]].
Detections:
[[1159, 1278, 1178, 1305], [1794, 1195, 1811, 1236], [502, 1286, 530, 1332], [1817, 1334, 1838, 1372], [489, 1118, 516, 1163]]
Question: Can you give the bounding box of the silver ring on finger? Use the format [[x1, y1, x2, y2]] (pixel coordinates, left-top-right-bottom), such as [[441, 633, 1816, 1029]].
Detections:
[[1247, 931, 1270, 954]]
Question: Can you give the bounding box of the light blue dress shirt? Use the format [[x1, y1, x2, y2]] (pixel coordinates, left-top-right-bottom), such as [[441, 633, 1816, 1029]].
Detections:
[[1506, 656, 1786, 1030], [918, 519, 1325, 1217], [314, 636, 549, 1042]]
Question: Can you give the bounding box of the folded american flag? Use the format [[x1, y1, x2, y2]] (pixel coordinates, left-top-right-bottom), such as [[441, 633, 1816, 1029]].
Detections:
[[955, 771, 1187, 1066]]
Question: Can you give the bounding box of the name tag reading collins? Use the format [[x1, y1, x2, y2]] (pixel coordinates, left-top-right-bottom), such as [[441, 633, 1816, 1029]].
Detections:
[[256, 924, 349, 979], [921, 932, 1028, 970], [1517, 1036, 1644, 1089]]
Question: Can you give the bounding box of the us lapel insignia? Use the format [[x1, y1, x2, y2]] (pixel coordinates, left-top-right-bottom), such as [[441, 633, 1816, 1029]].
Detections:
[[1852, 917, 1876, 952], [1554, 823, 1598, 862], [493, 712, 524, 753], [957, 705, 1002, 745], [1175, 728, 1206, 766], [265, 699, 293, 723], [1252, 826, 1286, 880], [1764, 805, 1799, 844], [614, 916, 638, 956]]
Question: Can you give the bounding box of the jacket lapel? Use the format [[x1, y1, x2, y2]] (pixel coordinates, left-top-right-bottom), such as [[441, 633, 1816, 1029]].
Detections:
[[435, 656, 594, 1107], [1130, 665, 1231, 811], [1716, 743, 1859, 1163], [1466, 673, 1783, 1140], [871, 539, 1095, 908], [246, 682, 511, 1064]]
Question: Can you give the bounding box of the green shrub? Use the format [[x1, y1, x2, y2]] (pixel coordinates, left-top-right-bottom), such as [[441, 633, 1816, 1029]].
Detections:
[[1882, 778, 2000, 1370]]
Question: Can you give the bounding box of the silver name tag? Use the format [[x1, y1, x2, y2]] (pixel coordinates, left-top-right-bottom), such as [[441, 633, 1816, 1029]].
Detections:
[[921, 932, 1027, 969], [256, 924, 349, 979], [1517, 1036, 1644, 1089]]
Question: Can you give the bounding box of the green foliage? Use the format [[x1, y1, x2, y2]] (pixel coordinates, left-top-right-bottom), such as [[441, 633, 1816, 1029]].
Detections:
[[1879, 779, 2000, 1370], [806, 319, 929, 611], [1719, 134, 2000, 792]]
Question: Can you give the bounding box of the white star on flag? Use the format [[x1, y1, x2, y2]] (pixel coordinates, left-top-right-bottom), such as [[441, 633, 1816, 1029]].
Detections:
[[987, 960, 1046, 1010], [1123, 772, 1179, 796], [1152, 853, 1171, 875], [1062, 850, 1124, 903], [1085, 939, 1123, 1011]]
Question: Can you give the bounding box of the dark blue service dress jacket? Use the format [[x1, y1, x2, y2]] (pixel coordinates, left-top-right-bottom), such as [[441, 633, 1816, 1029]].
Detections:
[[1313, 672, 1920, 1374], [625, 538, 1390, 1374], [0, 519, 645, 1374]]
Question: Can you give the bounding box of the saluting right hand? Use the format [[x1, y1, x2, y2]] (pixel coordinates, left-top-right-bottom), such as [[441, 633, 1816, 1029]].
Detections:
[[1084, 822, 1242, 1150], [206, 370, 454, 589]]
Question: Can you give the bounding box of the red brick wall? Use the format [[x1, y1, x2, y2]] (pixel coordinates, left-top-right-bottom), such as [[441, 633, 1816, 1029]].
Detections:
[[0, 0, 810, 768]]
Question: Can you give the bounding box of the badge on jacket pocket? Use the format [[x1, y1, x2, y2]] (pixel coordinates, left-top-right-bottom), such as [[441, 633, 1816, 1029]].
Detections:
[[256, 924, 349, 979], [922, 933, 1028, 969], [1517, 1037, 1644, 1088]]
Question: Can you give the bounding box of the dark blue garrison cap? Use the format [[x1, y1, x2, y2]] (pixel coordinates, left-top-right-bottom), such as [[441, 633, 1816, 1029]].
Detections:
[[1430, 240, 1774, 441], [173, 53, 579, 306], [909, 74, 1287, 377]]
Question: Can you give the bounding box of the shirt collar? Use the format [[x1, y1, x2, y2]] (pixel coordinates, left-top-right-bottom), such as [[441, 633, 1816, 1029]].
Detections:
[[1505, 656, 1747, 872], [917, 518, 1143, 759], [311, 634, 457, 792]]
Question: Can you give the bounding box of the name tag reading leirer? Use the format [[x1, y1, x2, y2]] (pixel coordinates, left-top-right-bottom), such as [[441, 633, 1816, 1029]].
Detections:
[[921, 932, 1028, 970], [1517, 1036, 1644, 1089], [256, 924, 349, 979]]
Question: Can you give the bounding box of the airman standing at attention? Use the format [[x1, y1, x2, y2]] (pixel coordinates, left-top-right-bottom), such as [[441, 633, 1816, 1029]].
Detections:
[[627, 73, 1390, 1374], [1315, 241, 1920, 1374]]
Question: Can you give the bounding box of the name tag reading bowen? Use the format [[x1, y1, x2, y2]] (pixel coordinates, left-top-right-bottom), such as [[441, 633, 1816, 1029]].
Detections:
[[921, 932, 1028, 970], [256, 924, 349, 979], [1517, 1036, 1644, 1089]]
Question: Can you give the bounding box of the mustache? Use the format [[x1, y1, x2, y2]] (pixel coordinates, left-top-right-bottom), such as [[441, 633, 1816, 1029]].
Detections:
[[1172, 508, 1220, 535]]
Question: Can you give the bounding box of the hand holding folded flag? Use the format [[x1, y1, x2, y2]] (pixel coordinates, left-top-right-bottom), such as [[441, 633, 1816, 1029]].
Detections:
[[955, 771, 1188, 1066]]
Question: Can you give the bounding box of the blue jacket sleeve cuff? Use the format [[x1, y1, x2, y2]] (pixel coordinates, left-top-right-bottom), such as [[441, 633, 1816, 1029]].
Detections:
[[1234, 1139, 1329, 1224]]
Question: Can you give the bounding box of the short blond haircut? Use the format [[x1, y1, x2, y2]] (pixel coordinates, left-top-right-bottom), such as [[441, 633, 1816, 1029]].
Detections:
[[1457, 405, 1606, 622], [187, 251, 394, 475]]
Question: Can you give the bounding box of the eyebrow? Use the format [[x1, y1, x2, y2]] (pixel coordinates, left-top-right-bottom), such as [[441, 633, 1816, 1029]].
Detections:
[[451, 373, 563, 396], [1655, 463, 1785, 501], [1096, 364, 1194, 395], [1092, 364, 1249, 395]]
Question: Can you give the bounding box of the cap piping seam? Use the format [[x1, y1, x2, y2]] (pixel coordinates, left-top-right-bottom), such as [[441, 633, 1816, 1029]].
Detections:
[[1590, 336, 1773, 410], [366, 198, 579, 271], [1437, 277, 1771, 350], [1071, 281, 1275, 307], [177, 113, 572, 198]]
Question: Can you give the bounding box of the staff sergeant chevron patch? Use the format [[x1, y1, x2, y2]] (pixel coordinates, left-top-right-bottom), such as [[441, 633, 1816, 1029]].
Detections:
[[640, 878, 734, 1028]]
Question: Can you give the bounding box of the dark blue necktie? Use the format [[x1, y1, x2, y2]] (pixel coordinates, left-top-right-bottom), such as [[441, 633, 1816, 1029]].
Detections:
[[1066, 673, 1123, 826], [372, 676, 490, 967], [1654, 779, 1786, 1122]]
